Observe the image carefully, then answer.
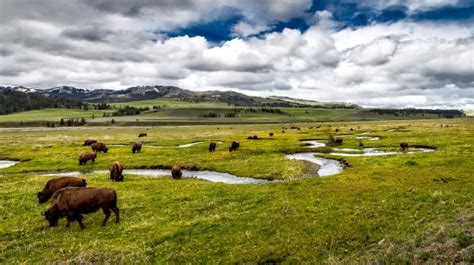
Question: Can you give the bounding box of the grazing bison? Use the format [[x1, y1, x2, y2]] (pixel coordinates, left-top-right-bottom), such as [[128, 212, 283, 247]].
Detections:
[[44, 187, 119, 229], [400, 142, 409, 151], [37, 177, 86, 203], [138, 133, 147, 137], [335, 138, 343, 145], [247, 135, 258, 140], [229, 141, 240, 152], [132, 142, 142, 153], [269, 132, 274, 137], [171, 165, 182, 179], [209, 142, 217, 152], [79, 151, 96, 165], [91, 142, 108, 153], [109, 161, 124, 182], [82, 139, 97, 146]]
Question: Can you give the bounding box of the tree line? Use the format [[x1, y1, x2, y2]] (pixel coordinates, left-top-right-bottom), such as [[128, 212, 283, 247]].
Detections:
[[368, 108, 465, 118], [0, 88, 86, 115]]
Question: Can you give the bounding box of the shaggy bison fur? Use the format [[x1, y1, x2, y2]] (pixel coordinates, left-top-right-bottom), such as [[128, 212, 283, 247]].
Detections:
[[91, 142, 108, 153], [209, 142, 217, 152], [171, 165, 182, 179], [229, 141, 240, 152], [109, 161, 124, 182], [37, 177, 86, 203], [44, 187, 119, 229], [82, 139, 97, 146], [79, 151, 96, 165], [132, 142, 142, 153]]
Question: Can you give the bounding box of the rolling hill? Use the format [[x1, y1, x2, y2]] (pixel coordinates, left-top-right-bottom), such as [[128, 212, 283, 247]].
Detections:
[[1, 85, 361, 109]]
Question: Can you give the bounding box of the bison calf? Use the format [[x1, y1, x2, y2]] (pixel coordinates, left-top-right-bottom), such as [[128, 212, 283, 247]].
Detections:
[[44, 187, 119, 229], [37, 177, 86, 203], [79, 151, 96, 165], [83, 139, 97, 146], [91, 142, 108, 153], [109, 161, 124, 182], [209, 142, 217, 152], [171, 165, 182, 179], [132, 142, 142, 153], [229, 141, 240, 152]]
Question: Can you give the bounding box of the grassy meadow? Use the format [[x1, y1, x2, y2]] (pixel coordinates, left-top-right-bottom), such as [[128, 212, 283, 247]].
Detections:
[[0, 118, 473, 263], [0, 98, 453, 127]]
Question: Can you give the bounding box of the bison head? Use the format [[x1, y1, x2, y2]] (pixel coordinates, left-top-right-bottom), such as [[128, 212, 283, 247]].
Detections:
[[37, 192, 49, 203], [103, 147, 109, 153], [44, 208, 59, 227]]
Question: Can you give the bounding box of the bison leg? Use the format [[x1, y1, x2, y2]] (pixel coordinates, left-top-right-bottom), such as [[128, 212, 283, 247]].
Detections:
[[66, 215, 74, 228], [111, 206, 120, 223], [73, 213, 85, 229], [102, 208, 111, 226]]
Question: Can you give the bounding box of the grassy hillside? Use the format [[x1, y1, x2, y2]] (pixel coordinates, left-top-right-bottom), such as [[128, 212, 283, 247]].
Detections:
[[0, 118, 472, 263], [0, 98, 460, 126]]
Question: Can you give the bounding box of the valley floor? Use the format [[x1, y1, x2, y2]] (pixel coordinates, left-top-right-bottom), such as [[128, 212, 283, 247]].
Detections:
[[0, 118, 473, 263]]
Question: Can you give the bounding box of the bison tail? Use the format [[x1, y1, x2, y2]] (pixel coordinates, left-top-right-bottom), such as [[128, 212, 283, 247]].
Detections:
[[112, 190, 118, 206]]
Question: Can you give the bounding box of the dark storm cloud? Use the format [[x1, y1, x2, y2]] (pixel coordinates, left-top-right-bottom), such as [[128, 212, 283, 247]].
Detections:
[[60, 27, 114, 42], [80, 0, 196, 16]]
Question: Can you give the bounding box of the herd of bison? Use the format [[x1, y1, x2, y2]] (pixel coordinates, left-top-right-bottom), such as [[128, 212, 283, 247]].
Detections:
[[37, 134, 241, 229], [37, 131, 411, 229]]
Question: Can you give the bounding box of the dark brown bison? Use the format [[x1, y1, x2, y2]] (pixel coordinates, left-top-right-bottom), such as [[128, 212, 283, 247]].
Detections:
[[109, 161, 124, 182], [229, 141, 240, 152], [82, 139, 97, 146], [37, 177, 86, 203], [132, 142, 142, 153], [400, 142, 409, 151], [44, 187, 119, 229], [209, 142, 217, 152], [247, 135, 258, 140], [171, 165, 182, 179], [335, 138, 343, 145], [91, 142, 108, 153], [79, 151, 96, 165], [138, 133, 147, 137], [269, 132, 274, 137]]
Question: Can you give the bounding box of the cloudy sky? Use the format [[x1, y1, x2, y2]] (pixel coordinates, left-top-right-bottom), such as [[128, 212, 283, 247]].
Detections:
[[0, 0, 473, 109]]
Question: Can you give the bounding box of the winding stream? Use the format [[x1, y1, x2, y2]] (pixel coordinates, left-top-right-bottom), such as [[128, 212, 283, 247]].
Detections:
[[0, 160, 18, 169], [0, 139, 434, 184]]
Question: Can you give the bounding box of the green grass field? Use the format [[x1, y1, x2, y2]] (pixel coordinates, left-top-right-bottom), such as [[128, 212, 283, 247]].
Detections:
[[0, 118, 473, 263]]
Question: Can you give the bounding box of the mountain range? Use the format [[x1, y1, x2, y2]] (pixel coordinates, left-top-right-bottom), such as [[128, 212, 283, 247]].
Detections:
[[0, 85, 360, 109]]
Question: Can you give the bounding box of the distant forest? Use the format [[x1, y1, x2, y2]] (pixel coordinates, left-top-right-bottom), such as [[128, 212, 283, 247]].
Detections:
[[0, 89, 86, 115], [368, 108, 465, 118]]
